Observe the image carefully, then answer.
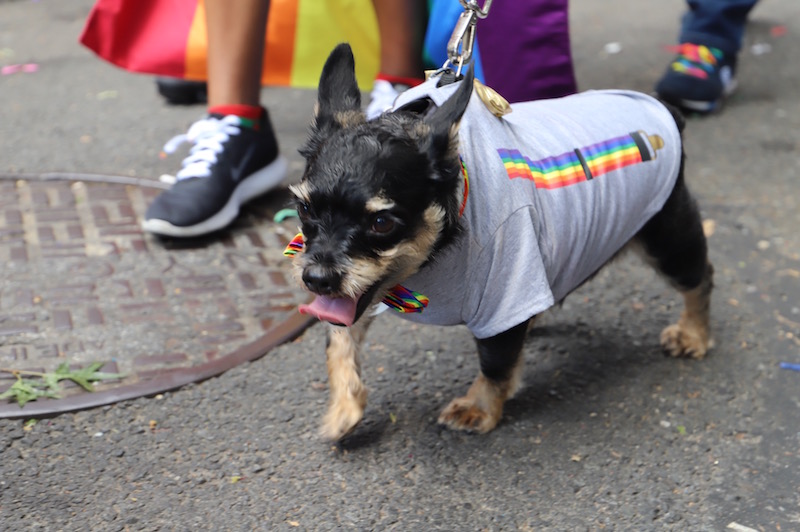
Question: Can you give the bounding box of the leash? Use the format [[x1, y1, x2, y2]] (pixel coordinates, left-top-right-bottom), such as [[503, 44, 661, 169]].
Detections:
[[432, 0, 493, 83], [428, 0, 510, 115]]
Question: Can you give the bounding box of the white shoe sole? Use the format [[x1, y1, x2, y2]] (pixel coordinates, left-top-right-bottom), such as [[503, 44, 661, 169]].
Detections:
[[142, 155, 289, 238], [677, 79, 739, 113]]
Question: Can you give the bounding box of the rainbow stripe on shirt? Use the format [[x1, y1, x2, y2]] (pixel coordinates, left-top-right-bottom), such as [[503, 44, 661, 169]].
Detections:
[[497, 130, 664, 189]]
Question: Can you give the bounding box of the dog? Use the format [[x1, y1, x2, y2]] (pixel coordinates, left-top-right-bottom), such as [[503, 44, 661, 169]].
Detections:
[[287, 44, 713, 440]]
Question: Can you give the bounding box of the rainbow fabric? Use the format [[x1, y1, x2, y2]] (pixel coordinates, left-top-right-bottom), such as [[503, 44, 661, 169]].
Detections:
[[670, 43, 723, 80], [80, 0, 379, 90], [282, 233, 305, 257], [381, 286, 430, 314], [497, 131, 656, 189], [459, 156, 469, 217]]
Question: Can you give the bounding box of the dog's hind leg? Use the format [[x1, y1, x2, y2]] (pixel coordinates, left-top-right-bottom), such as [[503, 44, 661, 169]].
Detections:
[[633, 170, 714, 359], [659, 267, 713, 359], [320, 318, 372, 440], [439, 319, 531, 433]]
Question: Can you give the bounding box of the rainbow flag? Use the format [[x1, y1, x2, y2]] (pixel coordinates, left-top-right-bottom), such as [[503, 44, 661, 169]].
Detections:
[[497, 131, 662, 189], [80, 0, 380, 90]]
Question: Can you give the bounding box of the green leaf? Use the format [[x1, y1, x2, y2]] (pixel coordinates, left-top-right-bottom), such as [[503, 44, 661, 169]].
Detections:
[[43, 372, 61, 393], [0, 387, 17, 402], [63, 362, 123, 392], [0, 378, 60, 407], [1, 362, 125, 406]]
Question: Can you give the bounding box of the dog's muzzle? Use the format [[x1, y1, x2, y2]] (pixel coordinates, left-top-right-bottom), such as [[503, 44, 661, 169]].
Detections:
[[299, 263, 366, 326]]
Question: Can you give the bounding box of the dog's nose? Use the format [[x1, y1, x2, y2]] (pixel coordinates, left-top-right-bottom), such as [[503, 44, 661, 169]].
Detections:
[[302, 266, 341, 295]]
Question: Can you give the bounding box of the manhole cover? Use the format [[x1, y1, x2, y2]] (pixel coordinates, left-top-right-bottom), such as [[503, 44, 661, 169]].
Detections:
[[0, 175, 314, 417]]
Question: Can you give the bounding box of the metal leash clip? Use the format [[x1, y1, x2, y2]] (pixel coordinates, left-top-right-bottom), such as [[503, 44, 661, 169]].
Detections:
[[443, 0, 493, 77]]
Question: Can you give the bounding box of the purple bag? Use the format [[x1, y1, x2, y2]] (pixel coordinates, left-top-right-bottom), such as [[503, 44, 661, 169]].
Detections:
[[424, 0, 576, 103]]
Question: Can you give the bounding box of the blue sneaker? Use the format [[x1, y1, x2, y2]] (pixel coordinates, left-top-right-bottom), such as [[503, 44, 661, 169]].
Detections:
[[655, 43, 737, 113]]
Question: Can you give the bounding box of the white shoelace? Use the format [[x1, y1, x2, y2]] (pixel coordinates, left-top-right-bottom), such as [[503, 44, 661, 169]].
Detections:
[[161, 115, 244, 181], [365, 79, 401, 120]]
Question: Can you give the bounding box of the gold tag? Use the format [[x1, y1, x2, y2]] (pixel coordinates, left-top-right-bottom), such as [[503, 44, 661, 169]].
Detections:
[[648, 134, 665, 151], [473, 79, 511, 117]]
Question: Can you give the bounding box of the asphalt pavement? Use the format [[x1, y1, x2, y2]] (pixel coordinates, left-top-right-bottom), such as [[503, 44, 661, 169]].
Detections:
[[1, 0, 799, 530]]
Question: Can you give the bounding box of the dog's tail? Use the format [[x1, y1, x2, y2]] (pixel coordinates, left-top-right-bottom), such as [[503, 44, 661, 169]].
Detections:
[[658, 98, 686, 133]]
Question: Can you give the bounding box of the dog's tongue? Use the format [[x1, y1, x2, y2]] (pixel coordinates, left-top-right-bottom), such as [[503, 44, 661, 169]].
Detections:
[[298, 295, 358, 327]]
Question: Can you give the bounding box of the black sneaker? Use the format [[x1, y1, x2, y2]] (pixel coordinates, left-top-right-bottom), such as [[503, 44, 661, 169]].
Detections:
[[142, 110, 288, 237], [156, 77, 208, 105]]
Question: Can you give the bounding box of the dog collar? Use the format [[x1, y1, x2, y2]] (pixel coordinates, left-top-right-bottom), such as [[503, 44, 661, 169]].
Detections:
[[283, 234, 429, 314]]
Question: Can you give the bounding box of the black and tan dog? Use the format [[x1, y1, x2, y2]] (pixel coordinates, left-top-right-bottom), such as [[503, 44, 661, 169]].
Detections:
[[288, 44, 713, 440]]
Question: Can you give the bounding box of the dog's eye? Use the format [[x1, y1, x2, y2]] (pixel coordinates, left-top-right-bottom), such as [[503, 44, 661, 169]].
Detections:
[[370, 214, 395, 234], [297, 201, 311, 220]]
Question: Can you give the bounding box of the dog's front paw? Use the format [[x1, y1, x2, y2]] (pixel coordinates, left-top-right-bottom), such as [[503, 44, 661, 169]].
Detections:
[[438, 397, 501, 434], [660, 323, 712, 359], [320, 390, 367, 441]]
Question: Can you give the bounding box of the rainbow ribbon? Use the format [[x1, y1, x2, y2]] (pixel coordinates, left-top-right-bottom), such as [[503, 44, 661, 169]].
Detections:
[[282, 233, 305, 256], [283, 234, 429, 313], [459, 156, 469, 217], [382, 285, 430, 313]]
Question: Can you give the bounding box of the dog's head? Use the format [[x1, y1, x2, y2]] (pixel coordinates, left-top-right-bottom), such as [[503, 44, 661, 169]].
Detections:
[[289, 43, 473, 327]]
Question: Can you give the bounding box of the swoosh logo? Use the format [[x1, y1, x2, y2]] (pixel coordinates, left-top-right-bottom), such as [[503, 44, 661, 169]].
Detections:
[[230, 142, 257, 183]]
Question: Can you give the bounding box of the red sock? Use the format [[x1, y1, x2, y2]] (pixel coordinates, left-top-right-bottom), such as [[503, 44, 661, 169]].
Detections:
[[208, 104, 263, 129], [375, 73, 424, 88]]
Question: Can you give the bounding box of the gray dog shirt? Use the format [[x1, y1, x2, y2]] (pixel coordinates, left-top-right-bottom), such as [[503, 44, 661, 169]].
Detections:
[[387, 77, 682, 339]]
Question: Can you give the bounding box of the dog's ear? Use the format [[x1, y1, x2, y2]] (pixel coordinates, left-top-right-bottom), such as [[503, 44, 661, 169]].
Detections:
[[314, 43, 363, 134], [421, 66, 474, 159]]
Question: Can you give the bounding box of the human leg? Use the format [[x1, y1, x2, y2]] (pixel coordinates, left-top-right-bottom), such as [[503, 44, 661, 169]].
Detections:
[[366, 0, 427, 119], [204, 0, 270, 107], [679, 0, 759, 55], [143, 0, 287, 238]]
